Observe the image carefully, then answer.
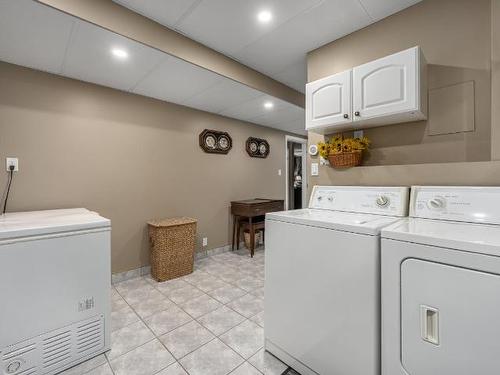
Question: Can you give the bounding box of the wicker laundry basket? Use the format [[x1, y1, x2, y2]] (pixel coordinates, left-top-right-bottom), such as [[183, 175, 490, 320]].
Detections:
[[147, 217, 197, 282]]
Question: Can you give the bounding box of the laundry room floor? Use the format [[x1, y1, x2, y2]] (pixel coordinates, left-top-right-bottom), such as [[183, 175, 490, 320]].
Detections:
[[61, 248, 291, 375]]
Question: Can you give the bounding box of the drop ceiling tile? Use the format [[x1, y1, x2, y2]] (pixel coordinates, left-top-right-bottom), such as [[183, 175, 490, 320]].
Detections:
[[358, 0, 422, 21], [182, 79, 262, 114], [220, 96, 290, 122], [176, 0, 322, 56], [272, 118, 306, 135], [272, 60, 307, 93], [133, 56, 222, 105], [0, 0, 75, 74], [233, 0, 372, 76], [250, 105, 304, 127], [112, 0, 199, 28], [62, 21, 165, 92]]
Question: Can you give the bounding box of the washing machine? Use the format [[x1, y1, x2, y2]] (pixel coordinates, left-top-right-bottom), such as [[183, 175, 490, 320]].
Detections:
[[265, 186, 410, 375], [381, 186, 500, 375]]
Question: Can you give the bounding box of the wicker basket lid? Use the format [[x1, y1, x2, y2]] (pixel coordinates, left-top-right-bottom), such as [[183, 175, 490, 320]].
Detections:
[[147, 217, 197, 227]]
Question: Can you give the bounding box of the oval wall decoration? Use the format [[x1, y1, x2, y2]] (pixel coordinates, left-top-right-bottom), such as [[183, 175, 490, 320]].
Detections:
[[246, 137, 270, 158], [199, 129, 232, 154]]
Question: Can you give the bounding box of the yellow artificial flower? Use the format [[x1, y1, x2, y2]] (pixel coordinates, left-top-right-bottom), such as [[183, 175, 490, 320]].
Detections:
[[317, 142, 329, 158]]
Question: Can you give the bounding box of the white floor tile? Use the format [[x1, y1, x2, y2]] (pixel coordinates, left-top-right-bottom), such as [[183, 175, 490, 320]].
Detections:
[[107, 321, 154, 360], [208, 285, 247, 304], [227, 294, 264, 318], [155, 362, 189, 375], [197, 306, 246, 336], [220, 320, 264, 359], [144, 305, 193, 336], [110, 339, 175, 375], [180, 339, 244, 375], [111, 305, 140, 332], [167, 284, 205, 305], [180, 293, 222, 318], [159, 320, 215, 359]]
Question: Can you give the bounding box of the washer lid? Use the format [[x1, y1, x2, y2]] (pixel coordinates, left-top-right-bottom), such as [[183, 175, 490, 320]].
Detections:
[[266, 209, 402, 235], [0, 208, 110, 240], [382, 218, 500, 257]]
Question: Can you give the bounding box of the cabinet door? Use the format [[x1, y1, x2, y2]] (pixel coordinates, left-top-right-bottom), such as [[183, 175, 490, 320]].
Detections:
[[306, 70, 352, 131], [353, 47, 418, 121]]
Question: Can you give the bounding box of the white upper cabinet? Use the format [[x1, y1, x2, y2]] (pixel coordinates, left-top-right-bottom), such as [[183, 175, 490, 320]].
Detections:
[[353, 46, 426, 125], [305, 70, 352, 132], [306, 46, 427, 133]]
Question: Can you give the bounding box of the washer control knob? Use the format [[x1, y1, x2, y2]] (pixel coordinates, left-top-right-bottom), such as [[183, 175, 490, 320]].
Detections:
[[7, 361, 21, 374], [376, 195, 390, 208], [317, 195, 323, 201], [327, 196, 333, 202], [428, 197, 446, 210]]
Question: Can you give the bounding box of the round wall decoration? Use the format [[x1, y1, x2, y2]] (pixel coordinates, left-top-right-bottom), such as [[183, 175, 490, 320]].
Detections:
[[308, 144, 319, 156], [246, 137, 270, 158], [199, 129, 232, 154]]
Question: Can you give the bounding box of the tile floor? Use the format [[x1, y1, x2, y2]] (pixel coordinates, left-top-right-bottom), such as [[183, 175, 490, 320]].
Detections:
[[61, 248, 292, 375]]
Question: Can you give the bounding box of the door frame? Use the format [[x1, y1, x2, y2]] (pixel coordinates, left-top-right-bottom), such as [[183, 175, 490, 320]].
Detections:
[[285, 135, 308, 210]]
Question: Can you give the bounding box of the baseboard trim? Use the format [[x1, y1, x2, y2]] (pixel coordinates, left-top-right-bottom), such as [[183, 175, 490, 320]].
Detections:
[[111, 243, 240, 284]]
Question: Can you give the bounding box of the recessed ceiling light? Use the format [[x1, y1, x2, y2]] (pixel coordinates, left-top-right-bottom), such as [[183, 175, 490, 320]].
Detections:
[[257, 10, 273, 23], [111, 48, 128, 60], [264, 101, 274, 109]]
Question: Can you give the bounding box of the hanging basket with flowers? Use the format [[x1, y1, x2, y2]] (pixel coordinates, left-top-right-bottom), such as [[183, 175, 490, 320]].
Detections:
[[317, 134, 370, 168]]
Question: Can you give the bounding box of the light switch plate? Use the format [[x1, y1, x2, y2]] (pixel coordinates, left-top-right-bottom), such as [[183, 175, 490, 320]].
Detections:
[[202, 237, 208, 247], [311, 163, 319, 176]]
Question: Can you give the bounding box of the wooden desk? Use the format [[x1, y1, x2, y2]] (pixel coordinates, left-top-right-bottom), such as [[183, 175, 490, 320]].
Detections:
[[231, 199, 284, 257]]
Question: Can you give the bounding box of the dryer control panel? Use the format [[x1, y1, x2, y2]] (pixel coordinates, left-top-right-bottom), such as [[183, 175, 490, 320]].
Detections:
[[309, 186, 409, 217], [410, 186, 500, 224]]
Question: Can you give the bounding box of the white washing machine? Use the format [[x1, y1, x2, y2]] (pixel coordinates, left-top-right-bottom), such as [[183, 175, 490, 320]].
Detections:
[[381, 186, 500, 375], [265, 186, 410, 375]]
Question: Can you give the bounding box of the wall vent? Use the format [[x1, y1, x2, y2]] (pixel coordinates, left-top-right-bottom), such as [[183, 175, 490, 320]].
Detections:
[[1, 316, 104, 375]]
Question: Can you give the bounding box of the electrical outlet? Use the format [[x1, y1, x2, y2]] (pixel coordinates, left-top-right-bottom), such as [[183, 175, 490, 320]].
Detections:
[[202, 237, 208, 247], [6, 157, 18, 172], [278, 169, 282, 176]]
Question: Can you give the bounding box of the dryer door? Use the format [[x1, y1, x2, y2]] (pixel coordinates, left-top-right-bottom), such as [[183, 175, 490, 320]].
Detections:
[[401, 258, 500, 375]]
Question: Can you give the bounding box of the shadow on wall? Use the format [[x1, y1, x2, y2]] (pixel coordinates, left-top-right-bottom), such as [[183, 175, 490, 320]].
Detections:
[[355, 63, 491, 166]]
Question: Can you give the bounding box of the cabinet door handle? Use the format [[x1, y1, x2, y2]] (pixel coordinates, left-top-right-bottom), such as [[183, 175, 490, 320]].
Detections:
[[354, 111, 361, 117], [343, 114, 349, 119]]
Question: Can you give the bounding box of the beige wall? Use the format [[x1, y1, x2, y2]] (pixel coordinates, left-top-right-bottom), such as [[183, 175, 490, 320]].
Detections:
[[0, 62, 288, 273], [37, 0, 304, 108], [492, 0, 500, 160], [307, 0, 500, 188]]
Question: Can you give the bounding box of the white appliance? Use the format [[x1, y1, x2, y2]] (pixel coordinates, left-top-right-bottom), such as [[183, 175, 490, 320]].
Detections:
[[381, 186, 500, 375], [265, 186, 410, 375], [0, 208, 111, 375]]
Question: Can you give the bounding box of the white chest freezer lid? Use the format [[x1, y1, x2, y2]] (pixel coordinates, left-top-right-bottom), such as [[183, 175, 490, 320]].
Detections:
[[0, 208, 110, 240], [382, 186, 500, 256]]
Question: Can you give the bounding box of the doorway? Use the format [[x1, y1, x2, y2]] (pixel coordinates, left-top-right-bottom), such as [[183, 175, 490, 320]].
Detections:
[[285, 136, 307, 210]]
